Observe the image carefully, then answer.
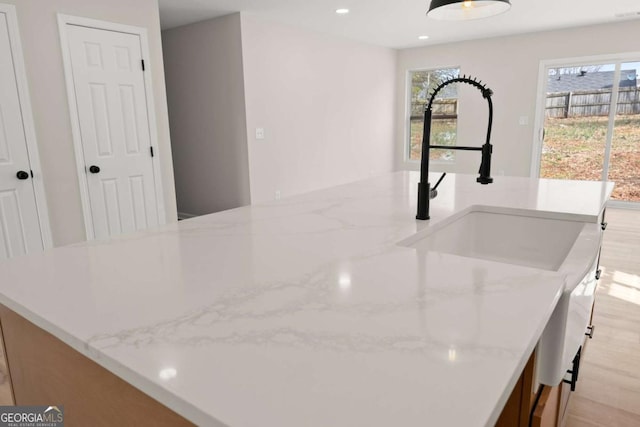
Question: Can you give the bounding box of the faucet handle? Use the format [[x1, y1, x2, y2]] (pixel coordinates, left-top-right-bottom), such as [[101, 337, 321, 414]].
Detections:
[[432, 172, 447, 191], [430, 173, 447, 199]]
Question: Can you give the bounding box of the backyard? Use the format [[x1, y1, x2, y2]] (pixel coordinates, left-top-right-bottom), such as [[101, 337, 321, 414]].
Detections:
[[409, 119, 457, 161], [541, 115, 640, 202], [410, 115, 640, 202]]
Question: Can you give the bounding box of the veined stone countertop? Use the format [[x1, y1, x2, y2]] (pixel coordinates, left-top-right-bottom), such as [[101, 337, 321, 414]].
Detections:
[[0, 172, 613, 426]]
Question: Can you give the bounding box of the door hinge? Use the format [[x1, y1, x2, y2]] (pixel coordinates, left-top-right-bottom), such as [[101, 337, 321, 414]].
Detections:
[[150, 146, 154, 157], [30, 170, 34, 178], [141, 59, 146, 71]]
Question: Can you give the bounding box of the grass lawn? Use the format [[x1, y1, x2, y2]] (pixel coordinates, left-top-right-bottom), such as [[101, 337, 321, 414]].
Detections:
[[541, 115, 640, 202]]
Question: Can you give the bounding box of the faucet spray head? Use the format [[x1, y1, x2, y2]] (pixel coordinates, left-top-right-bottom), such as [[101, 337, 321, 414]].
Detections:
[[477, 142, 493, 184]]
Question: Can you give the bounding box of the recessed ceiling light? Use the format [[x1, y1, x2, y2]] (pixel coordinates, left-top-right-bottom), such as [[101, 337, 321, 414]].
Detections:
[[336, 8, 350, 15], [418, 35, 430, 40]]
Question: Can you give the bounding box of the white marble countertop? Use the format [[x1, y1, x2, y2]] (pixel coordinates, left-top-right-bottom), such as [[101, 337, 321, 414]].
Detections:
[[0, 172, 613, 426]]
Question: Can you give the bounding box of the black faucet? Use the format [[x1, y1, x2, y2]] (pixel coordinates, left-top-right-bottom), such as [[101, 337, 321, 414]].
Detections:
[[416, 75, 495, 220]]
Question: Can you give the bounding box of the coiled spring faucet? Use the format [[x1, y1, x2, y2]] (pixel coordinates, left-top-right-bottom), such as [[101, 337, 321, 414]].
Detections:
[[416, 75, 495, 220]]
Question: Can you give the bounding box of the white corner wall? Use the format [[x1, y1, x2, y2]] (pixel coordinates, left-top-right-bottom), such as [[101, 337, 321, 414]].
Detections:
[[240, 15, 397, 203], [162, 14, 251, 216], [4, 0, 177, 246], [395, 20, 640, 178]]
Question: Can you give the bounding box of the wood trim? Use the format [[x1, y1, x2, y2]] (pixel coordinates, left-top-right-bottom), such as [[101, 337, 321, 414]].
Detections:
[[518, 352, 536, 427], [495, 351, 537, 427], [0, 305, 193, 426], [557, 382, 572, 427], [495, 374, 523, 427], [532, 385, 561, 427]]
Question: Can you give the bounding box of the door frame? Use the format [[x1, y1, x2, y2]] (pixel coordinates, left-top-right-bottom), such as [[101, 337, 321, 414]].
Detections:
[[57, 14, 166, 240], [530, 51, 640, 177], [0, 3, 52, 249]]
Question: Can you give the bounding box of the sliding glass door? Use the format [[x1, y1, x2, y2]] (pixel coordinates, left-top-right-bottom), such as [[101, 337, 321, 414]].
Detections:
[[535, 57, 640, 205], [608, 62, 640, 202]]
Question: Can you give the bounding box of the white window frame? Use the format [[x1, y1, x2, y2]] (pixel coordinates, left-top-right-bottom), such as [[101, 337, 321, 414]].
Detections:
[[403, 66, 460, 170]]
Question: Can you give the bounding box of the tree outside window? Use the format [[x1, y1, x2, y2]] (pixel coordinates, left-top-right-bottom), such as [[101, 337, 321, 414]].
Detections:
[[409, 68, 460, 161]]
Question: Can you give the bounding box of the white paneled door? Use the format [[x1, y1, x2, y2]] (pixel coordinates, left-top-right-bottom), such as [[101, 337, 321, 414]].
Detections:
[[65, 23, 161, 239], [0, 10, 44, 260]]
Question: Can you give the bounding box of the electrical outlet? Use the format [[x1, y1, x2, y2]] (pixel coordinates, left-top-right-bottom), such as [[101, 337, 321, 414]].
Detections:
[[255, 127, 265, 140], [275, 190, 281, 200], [519, 116, 529, 126]]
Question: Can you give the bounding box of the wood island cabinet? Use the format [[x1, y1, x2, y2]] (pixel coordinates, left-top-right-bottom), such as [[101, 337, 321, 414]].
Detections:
[[0, 305, 194, 426]]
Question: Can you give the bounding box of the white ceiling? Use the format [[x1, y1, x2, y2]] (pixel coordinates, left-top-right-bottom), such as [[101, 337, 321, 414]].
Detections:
[[158, 0, 640, 49]]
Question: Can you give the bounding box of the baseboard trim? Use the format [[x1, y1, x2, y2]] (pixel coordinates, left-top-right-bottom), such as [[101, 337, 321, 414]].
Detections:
[[177, 212, 197, 220], [607, 201, 640, 211]]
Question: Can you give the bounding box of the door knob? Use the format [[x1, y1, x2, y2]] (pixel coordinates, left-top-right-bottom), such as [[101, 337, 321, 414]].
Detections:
[[16, 170, 29, 180], [89, 165, 101, 174]]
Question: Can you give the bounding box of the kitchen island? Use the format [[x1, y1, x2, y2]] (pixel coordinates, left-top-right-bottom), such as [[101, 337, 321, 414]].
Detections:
[[0, 172, 612, 426]]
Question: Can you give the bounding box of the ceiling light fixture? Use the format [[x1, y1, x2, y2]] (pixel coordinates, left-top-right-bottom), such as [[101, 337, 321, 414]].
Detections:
[[427, 0, 511, 20], [418, 35, 430, 40], [336, 8, 350, 15]]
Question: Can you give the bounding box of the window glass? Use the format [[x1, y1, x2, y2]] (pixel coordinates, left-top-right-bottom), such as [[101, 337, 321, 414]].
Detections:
[[408, 68, 460, 161]]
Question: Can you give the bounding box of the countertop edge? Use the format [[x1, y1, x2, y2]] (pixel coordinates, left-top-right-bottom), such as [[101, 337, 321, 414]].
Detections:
[[484, 283, 564, 426], [0, 296, 225, 427]]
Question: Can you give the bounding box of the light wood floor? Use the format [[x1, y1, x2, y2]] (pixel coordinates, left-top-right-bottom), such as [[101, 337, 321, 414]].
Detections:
[[0, 327, 12, 404], [566, 208, 640, 427]]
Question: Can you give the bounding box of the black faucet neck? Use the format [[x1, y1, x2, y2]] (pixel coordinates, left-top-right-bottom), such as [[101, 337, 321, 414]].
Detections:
[[416, 75, 495, 220]]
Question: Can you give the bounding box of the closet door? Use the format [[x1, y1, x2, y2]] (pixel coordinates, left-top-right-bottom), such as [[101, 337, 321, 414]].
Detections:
[[0, 8, 45, 260]]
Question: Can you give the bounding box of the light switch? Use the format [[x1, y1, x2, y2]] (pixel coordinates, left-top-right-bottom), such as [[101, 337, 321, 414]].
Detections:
[[519, 116, 529, 126], [255, 127, 265, 139]]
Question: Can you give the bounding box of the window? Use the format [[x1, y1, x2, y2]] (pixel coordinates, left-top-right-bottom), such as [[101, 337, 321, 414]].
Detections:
[[408, 68, 460, 162]]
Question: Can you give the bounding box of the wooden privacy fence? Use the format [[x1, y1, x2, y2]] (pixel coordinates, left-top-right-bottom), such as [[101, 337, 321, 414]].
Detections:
[[410, 99, 457, 121], [546, 87, 640, 118]]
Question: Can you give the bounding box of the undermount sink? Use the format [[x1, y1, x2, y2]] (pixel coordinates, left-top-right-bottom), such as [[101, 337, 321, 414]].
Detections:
[[399, 206, 585, 271], [399, 205, 603, 386]]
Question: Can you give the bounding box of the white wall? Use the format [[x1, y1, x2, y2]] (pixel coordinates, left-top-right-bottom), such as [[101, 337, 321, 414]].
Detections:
[[163, 14, 251, 216], [4, 0, 177, 245], [241, 15, 397, 203], [395, 20, 640, 178]]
